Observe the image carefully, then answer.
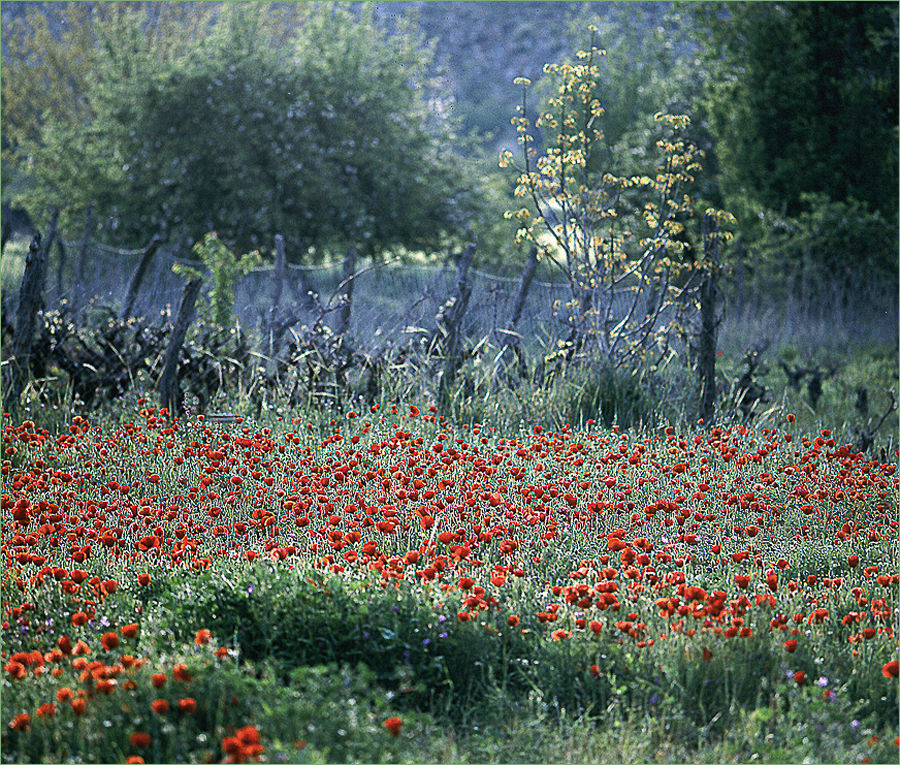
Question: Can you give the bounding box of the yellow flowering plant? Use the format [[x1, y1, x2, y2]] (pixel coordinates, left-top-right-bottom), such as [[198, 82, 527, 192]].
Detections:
[[501, 29, 735, 370]]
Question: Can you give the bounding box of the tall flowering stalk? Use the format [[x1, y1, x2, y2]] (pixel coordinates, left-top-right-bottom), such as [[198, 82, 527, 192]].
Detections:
[[501, 27, 735, 370]]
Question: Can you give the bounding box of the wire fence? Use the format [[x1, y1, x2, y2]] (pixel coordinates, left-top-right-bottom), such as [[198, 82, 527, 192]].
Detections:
[[3, 238, 650, 351], [2, 233, 897, 353]]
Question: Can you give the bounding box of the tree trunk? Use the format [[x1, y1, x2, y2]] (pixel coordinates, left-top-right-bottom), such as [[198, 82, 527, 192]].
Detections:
[[121, 234, 162, 319], [158, 276, 202, 415]]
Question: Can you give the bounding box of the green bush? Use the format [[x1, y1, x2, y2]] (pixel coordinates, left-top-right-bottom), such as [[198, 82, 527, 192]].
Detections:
[[18, 4, 483, 260]]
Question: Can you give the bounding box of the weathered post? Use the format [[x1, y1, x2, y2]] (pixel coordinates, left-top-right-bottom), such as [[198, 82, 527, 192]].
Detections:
[[1, 205, 11, 256], [72, 205, 95, 319], [495, 245, 537, 375], [3, 216, 57, 412], [436, 242, 476, 409], [158, 276, 203, 415], [272, 233, 286, 309], [54, 236, 67, 304], [697, 212, 720, 425], [121, 234, 162, 319], [337, 246, 357, 337]]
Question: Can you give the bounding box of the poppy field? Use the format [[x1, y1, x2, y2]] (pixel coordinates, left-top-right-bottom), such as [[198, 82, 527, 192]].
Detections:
[[2, 402, 898, 763]]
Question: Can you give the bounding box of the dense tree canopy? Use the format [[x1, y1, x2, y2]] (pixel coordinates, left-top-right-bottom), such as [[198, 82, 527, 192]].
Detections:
[[695, 2, 898, 223], [11, 3, 482, 259]]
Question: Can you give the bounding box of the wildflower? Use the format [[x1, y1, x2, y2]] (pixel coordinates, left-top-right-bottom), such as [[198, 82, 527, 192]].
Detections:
[[589, 664, 601, 677], [120, 624, 139, 639], [125, 758, 145, 764], [137, 573, 151, 586], [507, 615, 520, 626], [783, 639, 798, 653], [4, 660, 26, 680], [178, 697, 197, 714], [793, 670, 806, 685], [9, 713, 30, 731], [151, 673, 167, 689], [129, 732, 152, 748], [882, 660, 899, 678], [36, 702, 56, 718], [384, 716, 402, 736], [100, 632, 120, 651], [56, 687, 75, 703], [551, 628, 571, 640], [172, 663, 192, 682], [71, 698, 87, 715], [195, 628, 212, 645], [151, 699, 169, 714]]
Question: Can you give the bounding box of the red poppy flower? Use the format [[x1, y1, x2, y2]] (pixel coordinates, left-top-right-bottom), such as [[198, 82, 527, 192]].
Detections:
[[9, 713, 30, 731], [172, 663, 192, 682], [195, 628, 212, 645], [137, 573, 151, 586], [129, 732, 152, 748], [36, 703, 56, 718], [100, 632, 120, 651], [120, 624, 139, 639], [236, 726, 261, 746], [882, 660, 899, 679], [783, 639, 798, 653], [178, 697, 197, 714], [507, 615, 520, 627], [151, 699, 169, 714], [384, 716, 402, 736], [71, 698, 87, 715], [793, 671, 806, 686], [151, 673, 167, 689]]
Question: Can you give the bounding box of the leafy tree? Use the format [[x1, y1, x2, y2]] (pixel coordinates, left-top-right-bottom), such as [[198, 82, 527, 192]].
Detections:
[[1, 2, 217, 196], [694, 2, 898, 224], [501, 28, 734, 370], [16, 3, 481, 260]]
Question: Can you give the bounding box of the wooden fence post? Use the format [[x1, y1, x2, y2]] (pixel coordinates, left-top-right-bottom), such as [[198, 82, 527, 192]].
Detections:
[[158, 276, 202, 415], [1, 202, 11, 256], [337, 246, 357, 336], [3, 215, 57, 412], [121, 234, 162, 319], [697, 212, 720, 425], [272, 233, 286, 309], [54, 236, 67, 304], [72, 205, 95, 319], [436, 242, 476, 409], [494, 245, 538, 375]]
